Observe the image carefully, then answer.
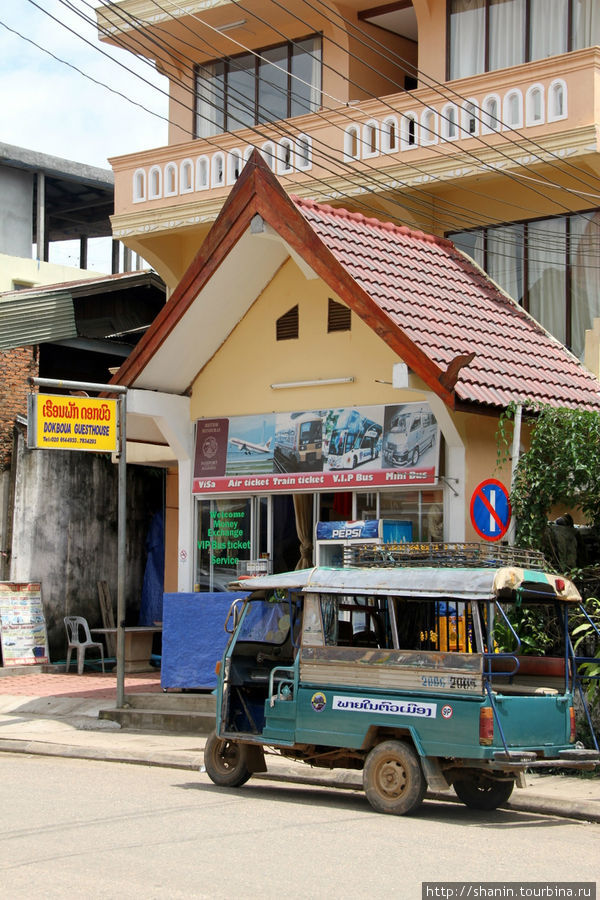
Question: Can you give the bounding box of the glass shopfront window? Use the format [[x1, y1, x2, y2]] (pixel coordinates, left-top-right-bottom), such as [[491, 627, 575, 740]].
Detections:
[[370, 489, 444, 541], [196, 497, 252, 591], [194, 487, 446, 590]]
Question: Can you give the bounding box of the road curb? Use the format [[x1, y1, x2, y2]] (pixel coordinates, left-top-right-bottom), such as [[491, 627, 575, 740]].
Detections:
[[1, 737, 598, 822], [0, 738, 203, 770]]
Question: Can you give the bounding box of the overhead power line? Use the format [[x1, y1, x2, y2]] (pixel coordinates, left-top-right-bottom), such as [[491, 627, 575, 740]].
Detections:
[[9, 0, 600, 266]]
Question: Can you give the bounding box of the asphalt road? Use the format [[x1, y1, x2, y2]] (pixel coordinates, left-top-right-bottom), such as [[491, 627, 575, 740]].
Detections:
[[0, 753, 597, 899]]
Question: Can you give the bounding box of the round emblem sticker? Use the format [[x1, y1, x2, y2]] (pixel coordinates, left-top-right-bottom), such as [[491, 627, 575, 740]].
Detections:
[[441, 705, 453, 719], [202, 436, 218, 459], [311, 692, 327, 712]]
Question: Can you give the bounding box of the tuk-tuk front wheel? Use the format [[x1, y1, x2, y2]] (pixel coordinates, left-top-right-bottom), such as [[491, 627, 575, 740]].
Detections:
[[453, 776, 514, 810], [363, 740, 426, 815], [204, 731, 252, 787]]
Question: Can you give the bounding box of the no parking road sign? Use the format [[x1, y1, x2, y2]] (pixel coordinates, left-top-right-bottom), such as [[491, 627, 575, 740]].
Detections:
[[470, 478, 511, 542]]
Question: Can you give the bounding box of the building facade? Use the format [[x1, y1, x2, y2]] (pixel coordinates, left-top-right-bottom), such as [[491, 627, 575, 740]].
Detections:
[[0, 146, 166, 658], [96, 0, 600, 590]]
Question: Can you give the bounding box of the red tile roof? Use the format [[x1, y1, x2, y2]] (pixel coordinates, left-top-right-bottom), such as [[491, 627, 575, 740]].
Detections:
[[294, 196, 600, 411]]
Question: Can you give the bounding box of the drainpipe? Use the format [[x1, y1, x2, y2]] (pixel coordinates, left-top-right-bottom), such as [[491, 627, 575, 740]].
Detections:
[[506, 404, 522, 546]]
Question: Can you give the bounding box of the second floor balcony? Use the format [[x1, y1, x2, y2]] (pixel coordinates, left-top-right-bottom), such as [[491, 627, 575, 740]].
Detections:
[[109, 48, 600, 286]]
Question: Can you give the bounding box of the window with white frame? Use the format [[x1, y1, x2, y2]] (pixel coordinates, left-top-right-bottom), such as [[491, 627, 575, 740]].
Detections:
[[277, 139, 294, 173], [295, 134, 312, 169], [400, 113, 418, 149], [227, 150, 243, 184], [503, 90, 523, 129], [481, 94, 501, 133], [525, 84, 545, 126], [441, 104, 459, 140], [196, 156, 210, 189], [180, 159, 194, 193], [461, 100, 479, 137], [261, 142, 276, 169], [362, 120, 379, 157], [148, 166, 161, 199], [420, 109, 438, 145], [381, 117, 399, 152], [164, 162, 178, 197], [211, 152, 225, 187], [133, 169, 146, 202], [344, 125, 360, 160], [548, 79, 567, 121]]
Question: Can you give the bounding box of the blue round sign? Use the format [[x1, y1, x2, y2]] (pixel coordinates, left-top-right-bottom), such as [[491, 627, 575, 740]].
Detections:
[[470, 479, 511, 542]]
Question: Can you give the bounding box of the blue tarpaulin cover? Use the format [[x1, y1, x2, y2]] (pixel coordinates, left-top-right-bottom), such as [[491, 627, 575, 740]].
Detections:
[[161, 592, 248, 689]]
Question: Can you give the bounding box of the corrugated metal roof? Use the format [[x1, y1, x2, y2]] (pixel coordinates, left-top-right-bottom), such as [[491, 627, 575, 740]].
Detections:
[[0, 289, 77, 351]]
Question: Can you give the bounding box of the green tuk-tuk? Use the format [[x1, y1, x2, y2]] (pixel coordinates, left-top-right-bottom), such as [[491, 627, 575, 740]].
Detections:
[[204, 546, 599, 815]]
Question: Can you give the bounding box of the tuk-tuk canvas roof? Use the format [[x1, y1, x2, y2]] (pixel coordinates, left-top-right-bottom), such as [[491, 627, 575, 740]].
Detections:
[[231, 565, 580, 602], [231, 566, 499, 600]]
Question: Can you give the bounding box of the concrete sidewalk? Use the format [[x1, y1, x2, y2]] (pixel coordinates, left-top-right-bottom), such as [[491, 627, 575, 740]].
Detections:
[[0, 669, 598, 822]]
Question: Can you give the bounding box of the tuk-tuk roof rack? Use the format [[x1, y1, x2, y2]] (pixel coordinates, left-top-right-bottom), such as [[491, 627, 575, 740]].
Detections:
[[347, 542, 550, 570]]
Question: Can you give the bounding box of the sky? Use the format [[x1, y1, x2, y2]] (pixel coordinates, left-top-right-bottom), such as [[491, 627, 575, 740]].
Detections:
[[1, 0, 168, 167], [0, 0, 169, 269]]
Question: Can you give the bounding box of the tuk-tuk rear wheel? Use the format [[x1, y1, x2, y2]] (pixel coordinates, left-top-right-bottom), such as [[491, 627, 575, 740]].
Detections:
[[363, 740, 426, 815], [453, 776, 514, 810], [204, 731, 252, 787]]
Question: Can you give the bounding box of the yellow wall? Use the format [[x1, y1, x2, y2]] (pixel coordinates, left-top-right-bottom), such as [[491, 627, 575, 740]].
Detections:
[[187, 256, 509, 544], [460, 411, 510, 541], [190, 257, 427, 420], [0, 254, 103, 292]]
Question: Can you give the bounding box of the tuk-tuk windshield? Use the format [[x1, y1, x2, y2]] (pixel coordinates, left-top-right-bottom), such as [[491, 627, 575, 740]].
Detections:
[[238, 600, 290, 644]]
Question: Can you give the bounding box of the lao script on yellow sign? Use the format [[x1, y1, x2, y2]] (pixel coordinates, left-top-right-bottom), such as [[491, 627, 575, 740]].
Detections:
[[28, 394, 118, 453]]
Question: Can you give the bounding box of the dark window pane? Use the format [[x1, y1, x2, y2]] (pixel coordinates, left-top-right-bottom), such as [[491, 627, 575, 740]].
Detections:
[[196, 61, 224, 138], [528, 218, 567, 345], [259, 45, 289, 123], [487, 224, 524, 304], [226, 53, 256, 131], [448, 229, 484, 268], [197, 37, 321, 135], [291, 37, 321, 116], [570, 212, 600, 359]]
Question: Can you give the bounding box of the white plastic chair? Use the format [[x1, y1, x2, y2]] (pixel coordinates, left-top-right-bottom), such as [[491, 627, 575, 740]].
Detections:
[[64, 616, 105, 675]]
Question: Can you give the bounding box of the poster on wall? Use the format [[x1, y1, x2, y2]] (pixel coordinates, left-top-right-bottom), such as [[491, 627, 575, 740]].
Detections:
[[0, 582, 50, 666], [193, 402, 440, 494]]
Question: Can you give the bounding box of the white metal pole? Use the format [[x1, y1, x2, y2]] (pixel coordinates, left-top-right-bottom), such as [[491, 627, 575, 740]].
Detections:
[[116, 391, 127, 708]]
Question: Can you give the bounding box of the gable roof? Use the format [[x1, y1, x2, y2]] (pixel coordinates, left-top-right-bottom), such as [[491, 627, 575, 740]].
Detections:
[[111, 151, 600, 412]]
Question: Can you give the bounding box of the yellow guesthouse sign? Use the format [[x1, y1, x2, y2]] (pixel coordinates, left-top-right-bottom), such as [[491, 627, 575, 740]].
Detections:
[[29, 393, 118, 453]]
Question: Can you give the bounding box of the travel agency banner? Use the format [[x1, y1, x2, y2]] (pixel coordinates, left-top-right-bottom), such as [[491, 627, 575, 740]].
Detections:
[[193, 402, 440, 494]]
